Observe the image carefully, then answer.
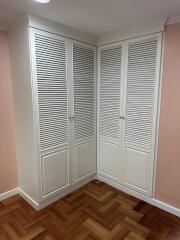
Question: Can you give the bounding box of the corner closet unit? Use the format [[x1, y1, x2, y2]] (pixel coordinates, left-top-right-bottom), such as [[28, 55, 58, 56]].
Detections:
[[10, 16, 96, 208], [98, 33, 162, 196], [11, 15, 163, 209]]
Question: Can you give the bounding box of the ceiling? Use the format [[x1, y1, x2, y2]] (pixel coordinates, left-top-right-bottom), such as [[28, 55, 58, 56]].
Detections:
[[0, 0, 180, 36]]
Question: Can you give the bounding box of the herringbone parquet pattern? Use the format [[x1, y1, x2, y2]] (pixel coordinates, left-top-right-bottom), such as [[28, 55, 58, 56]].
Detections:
[[0, 180, 180, 239]]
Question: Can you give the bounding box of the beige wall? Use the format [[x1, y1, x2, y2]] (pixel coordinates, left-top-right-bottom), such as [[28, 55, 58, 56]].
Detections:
[[155, 22, 180, 209], [0, 31, 17, 194]]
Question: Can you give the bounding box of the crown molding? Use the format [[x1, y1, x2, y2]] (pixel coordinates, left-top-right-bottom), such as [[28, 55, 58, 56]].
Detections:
[[167, 15, 180, 25], [97, 18, 166, 46], [28, 15, 97, 46]]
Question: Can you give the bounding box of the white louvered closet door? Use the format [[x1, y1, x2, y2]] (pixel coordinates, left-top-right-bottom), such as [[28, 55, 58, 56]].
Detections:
[[31, 29, 70, 197], [73, 43, 96, 182], [122, 34, 162, 196], [98, 45, 124, 182]]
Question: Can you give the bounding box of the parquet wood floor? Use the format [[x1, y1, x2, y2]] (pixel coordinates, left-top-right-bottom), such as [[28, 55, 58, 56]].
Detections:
[[0, 180, 180, 240]]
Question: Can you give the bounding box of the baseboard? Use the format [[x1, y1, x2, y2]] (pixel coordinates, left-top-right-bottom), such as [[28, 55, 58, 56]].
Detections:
[[18, 189, 40, 210], [19, 174, 96, 211], [97, 174, 180, 218], [1, 176, 179, 218], [38, 174, 96, 210], [150, 199, 180, 217], [0, 188, 19, 201]]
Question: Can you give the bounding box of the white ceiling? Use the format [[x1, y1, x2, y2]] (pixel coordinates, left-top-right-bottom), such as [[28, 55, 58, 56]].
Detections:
[[0, 0, 180, 36]]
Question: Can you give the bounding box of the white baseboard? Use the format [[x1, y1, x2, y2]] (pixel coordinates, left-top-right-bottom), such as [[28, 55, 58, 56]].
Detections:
[[18, 189, 40, 210], [1, 176, 179, 218], [19, 174, 96, 211], [0, 188, 19, 201], [97, 174, 180, 217]]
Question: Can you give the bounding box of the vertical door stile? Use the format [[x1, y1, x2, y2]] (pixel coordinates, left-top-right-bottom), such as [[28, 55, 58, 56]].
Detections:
[[119, 42, 127, 183], [66, 39, 74, 185]]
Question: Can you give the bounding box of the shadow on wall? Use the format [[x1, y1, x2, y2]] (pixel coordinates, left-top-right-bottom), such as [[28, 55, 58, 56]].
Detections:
[[0, 30, 17, 194]]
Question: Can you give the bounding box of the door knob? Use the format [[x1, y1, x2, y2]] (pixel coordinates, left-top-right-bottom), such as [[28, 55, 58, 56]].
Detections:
[[69, 116, 75, 121], [119, 116, 125, 120]]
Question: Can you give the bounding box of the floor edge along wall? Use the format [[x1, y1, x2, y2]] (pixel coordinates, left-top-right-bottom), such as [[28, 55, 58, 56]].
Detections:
[[0, 176, 180, 217]]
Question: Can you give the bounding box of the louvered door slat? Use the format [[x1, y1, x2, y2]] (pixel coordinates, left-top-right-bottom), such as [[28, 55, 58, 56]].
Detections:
[[73, 45, 95, 141], [35, 34, 68, 151], [124, 38, 158, 148], [99, 47, 122, 140]]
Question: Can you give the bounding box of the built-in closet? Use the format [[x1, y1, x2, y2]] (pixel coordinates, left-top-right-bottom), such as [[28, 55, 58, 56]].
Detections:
[[98, 33, 162, 196], [10, 15, 163, 209], [10, 15, 96, 209]]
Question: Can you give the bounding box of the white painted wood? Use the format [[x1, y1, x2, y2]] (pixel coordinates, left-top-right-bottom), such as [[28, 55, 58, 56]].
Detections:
[[28, 15, 97, 46], [75, 141, 96, 181], [9, 17, 40, 203], [123, 148, 150, 194], [98, 43, 125, 182], [19, 175, 96, 211], [31, 29, 69, 152], [72, 42, 96, 182], [97, 33, 162, 197], [41, 149, 70, 197], [9, 15, 97, 209], [153, 32, 165, 197], [99, 141, 120, 181], [0, 188, 19, 201], [121, 33, 163, 196], [18, 188, 40, 210], [30, 28, 71, 200]]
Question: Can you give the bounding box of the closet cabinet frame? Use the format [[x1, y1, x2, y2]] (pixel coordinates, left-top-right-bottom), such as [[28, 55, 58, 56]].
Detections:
[[97, 32, 163, 197], [29, 28, 97, 202]]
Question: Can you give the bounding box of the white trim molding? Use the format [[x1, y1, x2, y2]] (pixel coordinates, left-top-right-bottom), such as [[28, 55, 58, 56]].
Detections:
[[18, 189, 40, 210], [97, 18, 166, 46], [0, 188, 19, 201], [167, 15, 180, 25], [0, 177, 180, 218], [153, 31, 166, 197], [20, 174, 96, 211], [97, 174, 180, 218], [28, 15, 97, 46]]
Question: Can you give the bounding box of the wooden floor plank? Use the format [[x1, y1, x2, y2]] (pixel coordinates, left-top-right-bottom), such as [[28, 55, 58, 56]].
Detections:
[[0, 180, 179, 239]]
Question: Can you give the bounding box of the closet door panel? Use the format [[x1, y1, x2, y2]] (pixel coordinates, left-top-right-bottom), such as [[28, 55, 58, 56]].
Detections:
[[32, 30, 70, 198], [99, 141, 120, 180], [122, 34, 162, 196], [75, 141, 95, 180], [73, 44, 96, 181], [42, 149, 69, 196], [98, 45, 124, 182], [123, 148, 150, 191]]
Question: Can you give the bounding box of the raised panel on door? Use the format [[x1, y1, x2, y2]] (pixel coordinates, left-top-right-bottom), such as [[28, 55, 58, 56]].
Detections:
[[122, 34, 162, 196], [98, 45, 124, 182], [32, 30, 70, 198], [73, 43, 96, 181], [41, 149, 69, 196]]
